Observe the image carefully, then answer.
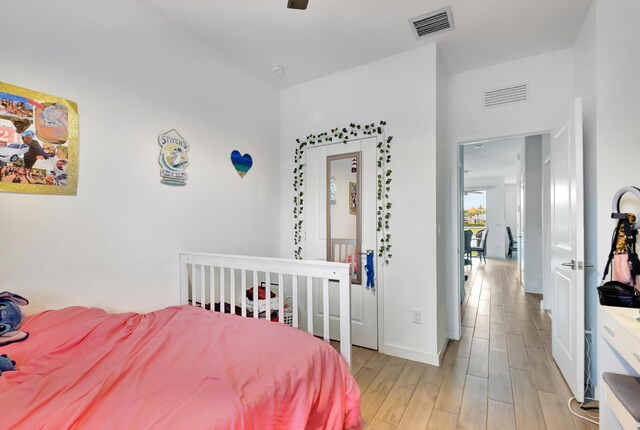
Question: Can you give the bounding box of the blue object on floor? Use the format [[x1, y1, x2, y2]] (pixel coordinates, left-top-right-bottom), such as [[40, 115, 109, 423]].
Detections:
[[365, 252, 375, 291]]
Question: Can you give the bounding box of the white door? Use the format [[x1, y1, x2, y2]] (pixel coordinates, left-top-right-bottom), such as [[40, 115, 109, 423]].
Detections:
[[551, 97, 585, 402], [305, 138, 378, 349]]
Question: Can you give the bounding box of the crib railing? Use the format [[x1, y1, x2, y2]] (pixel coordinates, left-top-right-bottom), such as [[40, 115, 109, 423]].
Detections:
[[180, 252, 352, 368]]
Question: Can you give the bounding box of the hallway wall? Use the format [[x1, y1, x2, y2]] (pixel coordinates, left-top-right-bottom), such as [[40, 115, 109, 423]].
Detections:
[[279, 45, 441, 364]]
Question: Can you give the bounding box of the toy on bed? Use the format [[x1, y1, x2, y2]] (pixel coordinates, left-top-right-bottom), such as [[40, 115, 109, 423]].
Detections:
[[0, 354, 16, 375], [0, 291, 29, 375]]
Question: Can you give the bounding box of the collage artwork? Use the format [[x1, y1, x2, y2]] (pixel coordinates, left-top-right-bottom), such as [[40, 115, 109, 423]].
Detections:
[[0, 82, 78, 195]]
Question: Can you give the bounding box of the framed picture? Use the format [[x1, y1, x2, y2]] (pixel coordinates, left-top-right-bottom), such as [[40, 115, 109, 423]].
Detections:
[[349, 181, 357, 215], [0, 81, 78, 195]]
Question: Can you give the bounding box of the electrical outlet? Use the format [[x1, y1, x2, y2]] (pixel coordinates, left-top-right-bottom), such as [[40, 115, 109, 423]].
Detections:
[[412, 310, 422, 324]]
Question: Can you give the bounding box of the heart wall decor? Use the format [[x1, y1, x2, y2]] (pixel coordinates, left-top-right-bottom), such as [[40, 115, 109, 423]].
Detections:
[[230, 150, 253, 178]]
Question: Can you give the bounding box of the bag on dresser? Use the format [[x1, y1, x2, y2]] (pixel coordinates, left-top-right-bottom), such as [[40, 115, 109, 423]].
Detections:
[[597, 214, 640, 308], [597, 281, 639, 307]]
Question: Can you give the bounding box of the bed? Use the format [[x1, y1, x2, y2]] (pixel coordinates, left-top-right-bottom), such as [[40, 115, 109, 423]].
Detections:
[[0, 253, 361, 429]]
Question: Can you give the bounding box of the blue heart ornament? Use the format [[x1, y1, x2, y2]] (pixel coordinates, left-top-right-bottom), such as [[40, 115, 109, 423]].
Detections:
[[231, 150, 253, 178]]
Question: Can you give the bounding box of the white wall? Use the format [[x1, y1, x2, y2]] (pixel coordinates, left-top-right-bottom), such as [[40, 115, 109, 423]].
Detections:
[[505, 184, 518, 250], [0, 0, 281, 314], [486, 185, 506, 259], [447, 49, 574, 143], [569, 0, 640, 399], [523, 136, 543, 294], [595, 0, 640, 291], [436, 46, 453, 348], [280, 45, 440, 364], [593, 0, 640, 397]]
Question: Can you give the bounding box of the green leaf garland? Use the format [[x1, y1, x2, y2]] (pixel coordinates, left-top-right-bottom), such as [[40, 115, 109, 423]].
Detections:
[[293, 121, 393, 264]]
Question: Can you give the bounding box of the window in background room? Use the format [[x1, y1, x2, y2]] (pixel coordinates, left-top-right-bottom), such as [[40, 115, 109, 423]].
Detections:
[[464, 190, 487, 236]]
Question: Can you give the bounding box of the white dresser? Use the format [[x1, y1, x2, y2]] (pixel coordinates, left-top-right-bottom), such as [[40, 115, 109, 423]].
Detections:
[[598, 304, 640, 429]]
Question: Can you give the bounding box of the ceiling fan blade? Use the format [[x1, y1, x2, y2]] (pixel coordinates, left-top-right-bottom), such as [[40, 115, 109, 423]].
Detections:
[[287, 0, 309, 10]]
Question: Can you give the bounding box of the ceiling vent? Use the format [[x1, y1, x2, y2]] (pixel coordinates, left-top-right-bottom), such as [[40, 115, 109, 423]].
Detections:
[[409, 6, 454, 39], [483, 83, 529, 108]]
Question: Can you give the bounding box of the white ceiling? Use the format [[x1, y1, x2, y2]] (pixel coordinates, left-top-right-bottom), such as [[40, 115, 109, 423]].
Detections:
[[138, 0, 592, 88], [464, 137, 524, 185]]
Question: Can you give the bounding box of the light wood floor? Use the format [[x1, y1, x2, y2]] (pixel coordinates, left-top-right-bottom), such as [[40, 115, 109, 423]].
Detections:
[[351, 258, 598, 430]]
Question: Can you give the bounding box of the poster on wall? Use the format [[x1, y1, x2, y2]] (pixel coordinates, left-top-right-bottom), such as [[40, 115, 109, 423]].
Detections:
[[158, 129, 189, 186], [0, 81, 78, 196]]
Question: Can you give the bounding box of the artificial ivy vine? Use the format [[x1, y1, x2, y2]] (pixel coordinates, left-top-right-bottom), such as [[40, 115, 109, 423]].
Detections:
[[292, 121, 393, 264]]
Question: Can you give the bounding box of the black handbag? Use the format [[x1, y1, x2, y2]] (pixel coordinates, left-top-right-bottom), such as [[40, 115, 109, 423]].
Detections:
[[598, 280, 640, 307], [597, 216, 640, 308]]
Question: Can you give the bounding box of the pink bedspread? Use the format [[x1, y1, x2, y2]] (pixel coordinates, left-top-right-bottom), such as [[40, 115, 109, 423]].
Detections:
[[0, 305, 361, 429]]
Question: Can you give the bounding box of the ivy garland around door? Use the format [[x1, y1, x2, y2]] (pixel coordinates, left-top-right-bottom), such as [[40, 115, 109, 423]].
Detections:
[[292, 121, 393, 264]]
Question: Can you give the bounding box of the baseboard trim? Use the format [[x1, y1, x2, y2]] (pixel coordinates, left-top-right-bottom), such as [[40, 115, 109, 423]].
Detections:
[[438, 337, 449, 364], [540, 300, 552, 319], [380, 343, 440, 366], [540, 300, 551, 312]]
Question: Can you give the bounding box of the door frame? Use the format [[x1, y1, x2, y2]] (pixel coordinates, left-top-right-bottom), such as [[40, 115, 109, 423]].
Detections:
[[542, 154, 552, 311], [451, 129, 552, 339], [302, 135, 385, 351]]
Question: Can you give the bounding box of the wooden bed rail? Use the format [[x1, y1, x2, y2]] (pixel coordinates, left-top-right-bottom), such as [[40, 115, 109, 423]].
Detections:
[[180, 252, 352, 368]]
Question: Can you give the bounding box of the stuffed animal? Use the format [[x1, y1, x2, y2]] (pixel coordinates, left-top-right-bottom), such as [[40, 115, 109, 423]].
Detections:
[[0, 354, 16, 375], [0, 291, 29, 375]]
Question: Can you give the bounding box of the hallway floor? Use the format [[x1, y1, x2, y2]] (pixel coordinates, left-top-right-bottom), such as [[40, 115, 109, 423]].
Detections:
[[353, 258, 598, 429]]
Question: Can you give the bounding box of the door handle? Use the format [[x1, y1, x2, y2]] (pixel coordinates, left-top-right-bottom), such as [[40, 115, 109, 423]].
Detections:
[[577, 261, 594, 270], [604, 325, 615, 337], [561, 260, 576, 270]]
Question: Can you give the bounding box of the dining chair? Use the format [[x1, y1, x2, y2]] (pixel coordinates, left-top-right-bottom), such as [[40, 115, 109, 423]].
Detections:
[[506, 226, 517, 258], [471, 229, 489, 262], [464, 229, 473, 266]]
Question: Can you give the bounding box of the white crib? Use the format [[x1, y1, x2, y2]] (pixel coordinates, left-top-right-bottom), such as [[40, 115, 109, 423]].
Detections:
[[330, 238, 358, 281], [180, 252, 353, 368]]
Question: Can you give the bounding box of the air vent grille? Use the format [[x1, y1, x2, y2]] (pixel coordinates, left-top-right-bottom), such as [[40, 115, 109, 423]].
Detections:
[[483, 83, 528, 108], [410, 6, 454, 39]]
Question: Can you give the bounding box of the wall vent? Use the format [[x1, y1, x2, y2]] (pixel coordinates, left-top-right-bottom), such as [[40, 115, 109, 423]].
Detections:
[[409, 6, 454, 39], [483, 83, 529, 108]]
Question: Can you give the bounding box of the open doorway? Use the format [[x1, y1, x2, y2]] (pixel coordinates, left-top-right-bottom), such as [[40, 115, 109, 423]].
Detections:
[[458, 134, 551, 315], [451, 100, 588, 406]]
